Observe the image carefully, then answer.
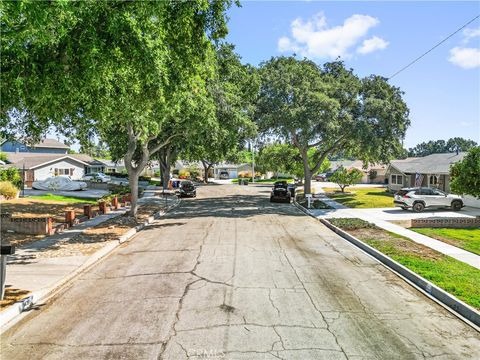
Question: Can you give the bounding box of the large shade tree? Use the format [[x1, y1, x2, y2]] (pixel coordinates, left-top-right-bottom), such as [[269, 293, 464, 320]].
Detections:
[[255, 57, 410, 194], [1, 0, 234, 215], [183, 44, 258, 183]]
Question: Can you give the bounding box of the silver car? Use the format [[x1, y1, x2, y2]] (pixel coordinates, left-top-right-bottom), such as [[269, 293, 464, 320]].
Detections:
[[394, 187, 464, 212]]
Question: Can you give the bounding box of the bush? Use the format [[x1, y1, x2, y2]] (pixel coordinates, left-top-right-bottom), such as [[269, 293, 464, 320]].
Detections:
[[0, 167, 22, 188], [0, 152, 7, 162], [0, 181, 19, 199], [178, 169, 190, 178], [138, 175, 152, 182], [328, 218, 376, 230]]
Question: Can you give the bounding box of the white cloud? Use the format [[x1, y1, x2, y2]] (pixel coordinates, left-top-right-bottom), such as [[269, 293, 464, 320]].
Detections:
[[277, 12, 386, 59], [448, 47, 480, 69], [357, 36, 389, 54], [462, 27, 480, 43]]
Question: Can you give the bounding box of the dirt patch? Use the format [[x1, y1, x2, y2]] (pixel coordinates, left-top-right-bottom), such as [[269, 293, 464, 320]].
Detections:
[[34, 204, 163, 258], [349, 228, 442, 261], [1, 198, 100, 246], [0, 288, 30, 310]]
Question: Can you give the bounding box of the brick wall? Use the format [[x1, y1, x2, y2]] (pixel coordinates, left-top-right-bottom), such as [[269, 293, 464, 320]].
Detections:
[[411, 216, 480, 229], [1, 213, 52, 235]]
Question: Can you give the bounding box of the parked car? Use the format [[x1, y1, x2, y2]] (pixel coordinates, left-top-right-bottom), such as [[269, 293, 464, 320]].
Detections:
[[270, 181, 291, 203], [219, 171, 229, 180], [32, 176, 87, 191], [394, 187, 464, 212], [178, 180, 196, 198], [314, 172, 334, 182], [82, 172, 111, 183]]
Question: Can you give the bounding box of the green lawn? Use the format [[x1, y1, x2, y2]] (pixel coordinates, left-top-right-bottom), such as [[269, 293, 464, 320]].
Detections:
[[28, 193, 97, 204], [323, 187, 393, 208], [329, 218, 480, 310], [411, 227, 480, 256]]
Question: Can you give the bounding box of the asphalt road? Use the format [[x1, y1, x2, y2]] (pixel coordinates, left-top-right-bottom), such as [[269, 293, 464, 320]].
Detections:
[[2, 184, 479, 359]]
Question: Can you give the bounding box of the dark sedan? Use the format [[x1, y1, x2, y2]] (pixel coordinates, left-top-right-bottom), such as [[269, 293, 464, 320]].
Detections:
[[179, 180, 196, 198], [270, 181, 291, 203]]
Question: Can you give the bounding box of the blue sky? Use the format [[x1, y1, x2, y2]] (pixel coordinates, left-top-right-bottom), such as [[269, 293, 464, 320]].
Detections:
[[225, 1, 480, 149]]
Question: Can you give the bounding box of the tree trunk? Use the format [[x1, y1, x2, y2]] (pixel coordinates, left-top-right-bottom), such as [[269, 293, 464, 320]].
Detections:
[[128, 172, 139, 216], [202, 161, 209, 184], [159, 147, 171, 190], [300, 148, 312, 195]]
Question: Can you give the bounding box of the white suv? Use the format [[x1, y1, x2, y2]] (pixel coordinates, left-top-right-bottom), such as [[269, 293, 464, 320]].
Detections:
[[394, 187, 464, 212]]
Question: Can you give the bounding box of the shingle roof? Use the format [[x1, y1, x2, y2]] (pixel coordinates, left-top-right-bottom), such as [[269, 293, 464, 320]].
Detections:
[[390, 152, 466, 174], [33, 138, 70, 149], [5, 153, 94, 169]]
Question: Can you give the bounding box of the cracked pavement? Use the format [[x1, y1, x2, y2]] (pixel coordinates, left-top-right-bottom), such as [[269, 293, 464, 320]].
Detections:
[[1, 184, 479, 359]]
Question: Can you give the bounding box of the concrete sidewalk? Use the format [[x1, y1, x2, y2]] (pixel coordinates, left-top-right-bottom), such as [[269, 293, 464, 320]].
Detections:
[[310, 185, 480, 270]]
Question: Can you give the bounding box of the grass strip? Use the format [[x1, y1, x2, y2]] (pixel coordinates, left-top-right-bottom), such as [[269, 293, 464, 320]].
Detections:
[[411, 227, 480, 256], [323, 187, 393, 208], [329, 218, 480, 310], [29, 193, 97, 204]]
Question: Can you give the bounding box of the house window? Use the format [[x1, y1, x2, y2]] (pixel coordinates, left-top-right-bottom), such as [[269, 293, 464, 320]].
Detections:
[[55, 168, 72, 176], [391, 174, 403, 185], [429, 175, 438, 186]]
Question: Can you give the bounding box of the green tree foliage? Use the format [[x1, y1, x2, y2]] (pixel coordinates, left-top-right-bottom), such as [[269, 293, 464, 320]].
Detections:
[[408, 137, 477, 157], [183, 44, 259, 183], [330, 167, 363, 192], [0, 168, 22, 188], [450, 147, 480, 198], [255, 57, 410, 194], [257, 143, 330, 179], [1, 1, 234, 215]]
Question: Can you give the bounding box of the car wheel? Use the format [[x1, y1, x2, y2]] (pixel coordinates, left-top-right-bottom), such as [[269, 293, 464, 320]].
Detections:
[[270, 197, 274, 203], [451, 200, 463, 211], [412, 202, 425, 213]]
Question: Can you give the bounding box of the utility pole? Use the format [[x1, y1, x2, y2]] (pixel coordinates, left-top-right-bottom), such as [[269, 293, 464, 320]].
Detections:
[[251, 140, 255, 184]]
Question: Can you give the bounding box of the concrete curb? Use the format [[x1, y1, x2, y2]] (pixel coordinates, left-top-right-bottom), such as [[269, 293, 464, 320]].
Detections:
[[293, 198, 480, 330], [1, 197, 181, 332]]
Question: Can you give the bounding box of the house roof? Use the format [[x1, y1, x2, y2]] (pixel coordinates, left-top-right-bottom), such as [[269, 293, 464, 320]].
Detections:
[[389, 152, 466, 175], [33, 138, 70, 149], [330, 160, 387, 172], [5, 153, 95, 169]]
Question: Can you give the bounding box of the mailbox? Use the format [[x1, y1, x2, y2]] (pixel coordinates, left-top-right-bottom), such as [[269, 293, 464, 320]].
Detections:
[[1, 245, 15, 255]]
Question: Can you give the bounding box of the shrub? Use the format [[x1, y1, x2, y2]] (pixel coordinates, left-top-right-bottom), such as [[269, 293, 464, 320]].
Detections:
[[0, 167, 22, 188], [0, 181, 19, 199], [328, 218, 376, 230], [0, 152, 7, 162], [178, 169, 190, 178], [138, 175, 152, 182], [238, 171, 251, 178]]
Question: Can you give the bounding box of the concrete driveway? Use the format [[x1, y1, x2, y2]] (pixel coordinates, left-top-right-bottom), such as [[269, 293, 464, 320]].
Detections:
[[2, 184, 479, 359]]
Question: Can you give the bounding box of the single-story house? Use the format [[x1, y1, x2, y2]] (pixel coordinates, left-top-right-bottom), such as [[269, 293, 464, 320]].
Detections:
[[4, 153, 105, 187], [1, 138, 69, 154], [329, 160, 387, 184], [213, 163, 252, 179], [386, 152, 466, 193]]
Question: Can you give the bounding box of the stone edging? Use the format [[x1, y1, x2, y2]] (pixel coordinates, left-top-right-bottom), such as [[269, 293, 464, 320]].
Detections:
[[292, 198, 480, 331], [0, 197, 182, 332]]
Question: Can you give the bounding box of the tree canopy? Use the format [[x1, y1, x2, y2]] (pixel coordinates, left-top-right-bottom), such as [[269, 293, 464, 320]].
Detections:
[[407, 137, 477, 157], [450, 147, 480, 198], [1, 0, 234, 215], [255, 57, 410, 194]]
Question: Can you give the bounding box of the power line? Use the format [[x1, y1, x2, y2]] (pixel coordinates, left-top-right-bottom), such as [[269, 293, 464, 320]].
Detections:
[[388, 14, 480, 80]]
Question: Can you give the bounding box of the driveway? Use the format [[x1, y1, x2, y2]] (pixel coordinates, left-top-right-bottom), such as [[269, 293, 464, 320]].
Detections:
[[2, 185, 479, 359]]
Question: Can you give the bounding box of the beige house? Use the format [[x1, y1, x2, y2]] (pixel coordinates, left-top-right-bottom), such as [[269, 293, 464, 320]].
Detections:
[[386, 152, 466, 193], [329, 160, 387, 184]]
